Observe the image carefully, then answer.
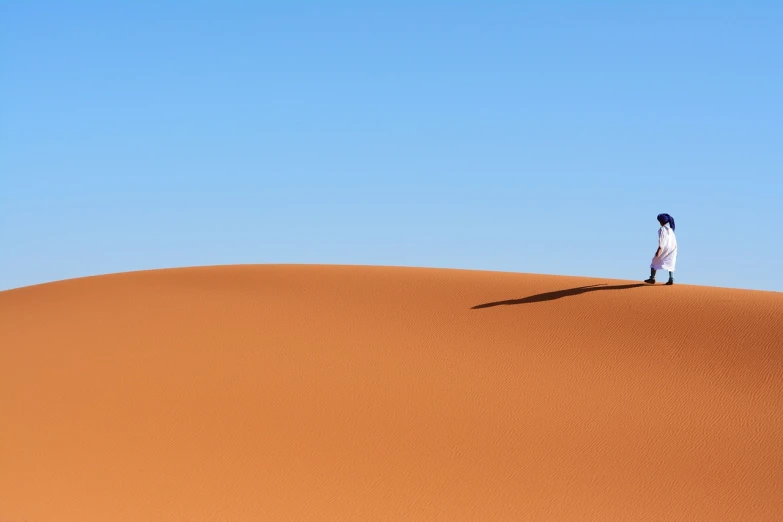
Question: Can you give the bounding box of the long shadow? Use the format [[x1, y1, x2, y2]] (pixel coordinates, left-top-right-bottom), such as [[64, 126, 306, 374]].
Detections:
[[472, 283, 648, 309]]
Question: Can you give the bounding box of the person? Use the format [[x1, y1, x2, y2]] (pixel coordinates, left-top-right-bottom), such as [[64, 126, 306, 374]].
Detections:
[[645, 213, 677, 285]]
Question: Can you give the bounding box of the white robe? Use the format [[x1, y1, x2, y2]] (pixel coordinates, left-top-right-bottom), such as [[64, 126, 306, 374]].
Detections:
[[651, 224, 677, 271]]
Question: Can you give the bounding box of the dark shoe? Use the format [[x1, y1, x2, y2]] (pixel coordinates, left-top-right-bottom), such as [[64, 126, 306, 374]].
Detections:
[[644, 278, 656, 284], [665, 279, 674, 285]]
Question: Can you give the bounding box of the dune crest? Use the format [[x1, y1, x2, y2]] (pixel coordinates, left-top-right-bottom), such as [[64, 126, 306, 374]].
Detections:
[[2, 265, 782, 521]]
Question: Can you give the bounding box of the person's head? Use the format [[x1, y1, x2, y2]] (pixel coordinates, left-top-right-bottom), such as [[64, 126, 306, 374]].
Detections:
[[657, 213, 675, 230]]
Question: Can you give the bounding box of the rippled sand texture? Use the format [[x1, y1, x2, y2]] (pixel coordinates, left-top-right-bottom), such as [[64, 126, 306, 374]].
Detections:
[[2, 265, 782, 521]]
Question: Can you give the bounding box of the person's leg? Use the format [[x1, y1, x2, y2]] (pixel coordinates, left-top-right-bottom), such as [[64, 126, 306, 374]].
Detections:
[[645, 267, 656, 283], [666, 270, 674, 285]]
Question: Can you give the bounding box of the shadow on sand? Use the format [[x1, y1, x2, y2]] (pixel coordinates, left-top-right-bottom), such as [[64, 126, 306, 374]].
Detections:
[[472, 283, 648, 309]]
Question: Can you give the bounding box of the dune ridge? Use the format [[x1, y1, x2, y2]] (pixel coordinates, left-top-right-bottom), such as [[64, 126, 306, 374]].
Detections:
[[1, 264, 782, 521]]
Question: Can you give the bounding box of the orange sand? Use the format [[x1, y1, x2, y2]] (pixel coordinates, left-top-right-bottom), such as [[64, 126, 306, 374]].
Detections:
[[1, 265, 782, 521]]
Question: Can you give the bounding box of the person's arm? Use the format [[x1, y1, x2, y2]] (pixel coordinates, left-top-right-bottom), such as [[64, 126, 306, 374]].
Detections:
[[654, 229, 662, 257]]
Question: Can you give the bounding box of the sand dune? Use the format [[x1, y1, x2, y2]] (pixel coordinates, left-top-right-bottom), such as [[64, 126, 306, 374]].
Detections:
[[1, 265, 781, 521]]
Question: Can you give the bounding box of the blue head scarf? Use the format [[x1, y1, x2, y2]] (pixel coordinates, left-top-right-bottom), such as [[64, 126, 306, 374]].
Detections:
[[657, 213, 675, 231]]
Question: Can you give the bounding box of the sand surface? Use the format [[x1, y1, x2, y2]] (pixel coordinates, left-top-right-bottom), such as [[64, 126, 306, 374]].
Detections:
[[1, 265, 782, 521]]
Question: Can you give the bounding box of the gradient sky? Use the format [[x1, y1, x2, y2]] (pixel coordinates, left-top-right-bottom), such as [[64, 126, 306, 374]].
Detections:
[[2, 2, 781, 292]]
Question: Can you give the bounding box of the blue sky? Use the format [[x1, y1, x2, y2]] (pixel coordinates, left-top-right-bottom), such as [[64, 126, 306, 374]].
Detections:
[[2, 2, 781, 292]]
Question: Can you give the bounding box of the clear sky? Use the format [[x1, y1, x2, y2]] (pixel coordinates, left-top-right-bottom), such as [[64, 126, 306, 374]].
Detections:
[[2, 2, 781, 292]]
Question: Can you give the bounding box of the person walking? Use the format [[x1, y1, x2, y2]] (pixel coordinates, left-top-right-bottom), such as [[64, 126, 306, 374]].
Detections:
[[645, 213, 677, 285]]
